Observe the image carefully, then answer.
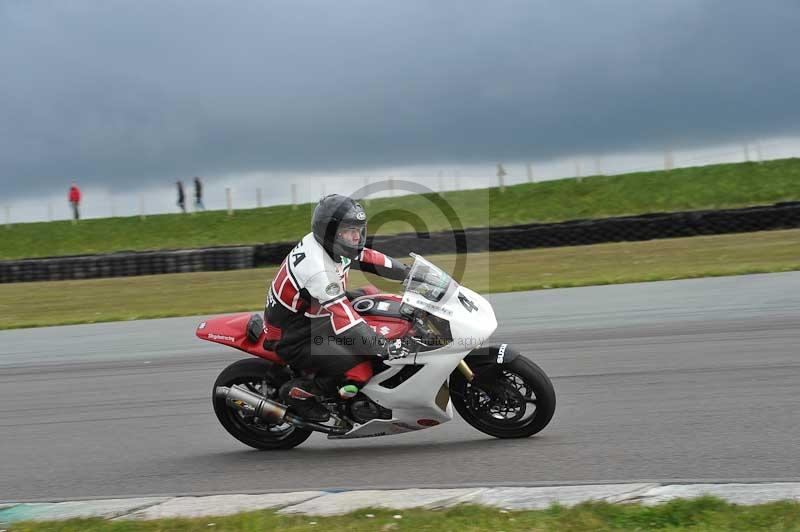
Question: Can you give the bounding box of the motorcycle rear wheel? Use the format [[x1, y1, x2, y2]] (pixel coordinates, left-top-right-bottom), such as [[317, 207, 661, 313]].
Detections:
[[213, 358, 312, 450], [450, 357, 556, 438]]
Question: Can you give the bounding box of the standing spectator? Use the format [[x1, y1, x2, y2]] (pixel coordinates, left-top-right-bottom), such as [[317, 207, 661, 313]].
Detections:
[[176, 181, 186, 213], [68, 181, 81, 220], [193, 176, 205, 211]]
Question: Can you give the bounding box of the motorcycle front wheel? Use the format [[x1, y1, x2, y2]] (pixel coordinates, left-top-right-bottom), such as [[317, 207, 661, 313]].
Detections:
[[450, 356, 556, 438], [212, 358, 312, 450]]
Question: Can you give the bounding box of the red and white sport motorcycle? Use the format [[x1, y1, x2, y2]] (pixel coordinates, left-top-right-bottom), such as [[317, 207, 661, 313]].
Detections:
[[198, 254, 555, 450]]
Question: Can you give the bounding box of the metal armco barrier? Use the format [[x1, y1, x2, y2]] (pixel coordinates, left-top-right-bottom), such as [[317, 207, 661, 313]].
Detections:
[[1, 202, 798, 284]]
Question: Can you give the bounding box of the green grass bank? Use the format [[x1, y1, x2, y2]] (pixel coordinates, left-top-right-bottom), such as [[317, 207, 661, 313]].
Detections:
[[7, 497, 800, 531], [2, 158, 799, 260]]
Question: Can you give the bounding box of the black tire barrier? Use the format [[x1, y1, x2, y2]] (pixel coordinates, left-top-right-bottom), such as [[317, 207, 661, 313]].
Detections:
[[351, 201, 800, 258], [1, 201, 798, 284], [0, 246, 254, 284]]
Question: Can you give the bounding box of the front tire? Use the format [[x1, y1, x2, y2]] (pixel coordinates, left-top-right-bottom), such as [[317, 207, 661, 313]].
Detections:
[[451, 356, 556, 438], [213, 358, 312, 450]]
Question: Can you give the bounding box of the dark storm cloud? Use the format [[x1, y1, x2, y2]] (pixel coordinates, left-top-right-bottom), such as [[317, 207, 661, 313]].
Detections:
[[1, 0, 799, 198]]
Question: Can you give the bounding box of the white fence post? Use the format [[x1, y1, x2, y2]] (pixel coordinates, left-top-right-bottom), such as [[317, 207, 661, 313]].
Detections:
[[664, 148, 674, 170], [226, 187, 233, 216], [755, 141, 764, 163], [594, 157, 603, 176], [496, 163, 506, 192], [256, 188, 262, 208], [743, 143, 750, 162], [139, 195, 146, 220], [362, 177, 370, 205], [291, 183, 298, 210], [526, 163, 533, 183], [47, 203, 53, 221]]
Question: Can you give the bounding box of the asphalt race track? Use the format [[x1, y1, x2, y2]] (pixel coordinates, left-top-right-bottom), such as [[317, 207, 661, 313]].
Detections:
[[1, 272, 799, 502]]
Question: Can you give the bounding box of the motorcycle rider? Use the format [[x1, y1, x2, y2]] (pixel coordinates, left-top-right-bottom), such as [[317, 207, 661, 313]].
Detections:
[[264, 194, 410, 422]]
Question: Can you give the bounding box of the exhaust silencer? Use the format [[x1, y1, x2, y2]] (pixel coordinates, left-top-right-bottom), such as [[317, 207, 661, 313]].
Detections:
[[215, 384, 287, 422]]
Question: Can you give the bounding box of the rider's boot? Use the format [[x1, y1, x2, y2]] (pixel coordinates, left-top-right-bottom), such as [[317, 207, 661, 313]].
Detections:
[[338, 383, 360, 399], [279, 378, 331, 423], [313, 375, 360, 401]]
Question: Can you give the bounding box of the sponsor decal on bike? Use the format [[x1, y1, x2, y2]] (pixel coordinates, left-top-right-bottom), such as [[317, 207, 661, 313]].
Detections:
[[289, 387, 316, 400], [497, 343, 508, 363], [408, 298, 453, 316], [458, 291, 479, 312], [208, 333, 235, 342], [197, 322, 206, 329], [344, 431, 388, 439]]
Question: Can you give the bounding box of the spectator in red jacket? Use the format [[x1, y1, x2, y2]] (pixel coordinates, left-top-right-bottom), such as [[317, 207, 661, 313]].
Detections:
[[68, 182, 81, 220]]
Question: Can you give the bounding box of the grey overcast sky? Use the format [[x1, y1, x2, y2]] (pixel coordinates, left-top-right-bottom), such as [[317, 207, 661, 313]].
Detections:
[[1, 0, 799, 204]]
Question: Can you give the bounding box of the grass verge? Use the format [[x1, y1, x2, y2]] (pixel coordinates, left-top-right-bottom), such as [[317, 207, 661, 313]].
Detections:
[[7, 497, 800, 531], [1, 159, 799, 260], [1, 228, 798, 330]]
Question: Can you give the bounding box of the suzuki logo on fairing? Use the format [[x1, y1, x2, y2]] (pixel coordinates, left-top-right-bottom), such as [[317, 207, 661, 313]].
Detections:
[[497, 343, 508, 363], [379, 326, 391, 335]]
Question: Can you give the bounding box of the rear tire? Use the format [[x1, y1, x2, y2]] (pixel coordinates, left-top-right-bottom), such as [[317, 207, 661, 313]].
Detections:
[[451, 357, 556, 438], [213, 358, 312, 450]]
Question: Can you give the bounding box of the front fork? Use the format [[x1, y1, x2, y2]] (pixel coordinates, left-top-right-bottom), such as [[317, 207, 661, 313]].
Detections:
[[458, 360, 475, 382]]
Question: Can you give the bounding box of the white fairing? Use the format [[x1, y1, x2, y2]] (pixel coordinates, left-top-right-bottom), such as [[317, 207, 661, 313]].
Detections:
[[331, 255, 497, 439]]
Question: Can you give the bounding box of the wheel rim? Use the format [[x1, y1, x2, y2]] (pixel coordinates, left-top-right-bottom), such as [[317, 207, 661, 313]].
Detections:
[[464, 369, 539, 428], [222, 378, 296, 441]]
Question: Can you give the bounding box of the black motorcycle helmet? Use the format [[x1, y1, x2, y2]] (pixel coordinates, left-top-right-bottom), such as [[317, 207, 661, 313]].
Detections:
[[312, 194, 368, 260]]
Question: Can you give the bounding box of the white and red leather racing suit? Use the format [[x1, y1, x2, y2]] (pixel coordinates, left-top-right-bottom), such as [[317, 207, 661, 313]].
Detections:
[[264, 232, 408, 384]]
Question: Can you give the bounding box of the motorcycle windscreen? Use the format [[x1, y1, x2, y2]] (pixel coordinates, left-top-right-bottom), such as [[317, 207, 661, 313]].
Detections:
[[401, 255, 457, 321]]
